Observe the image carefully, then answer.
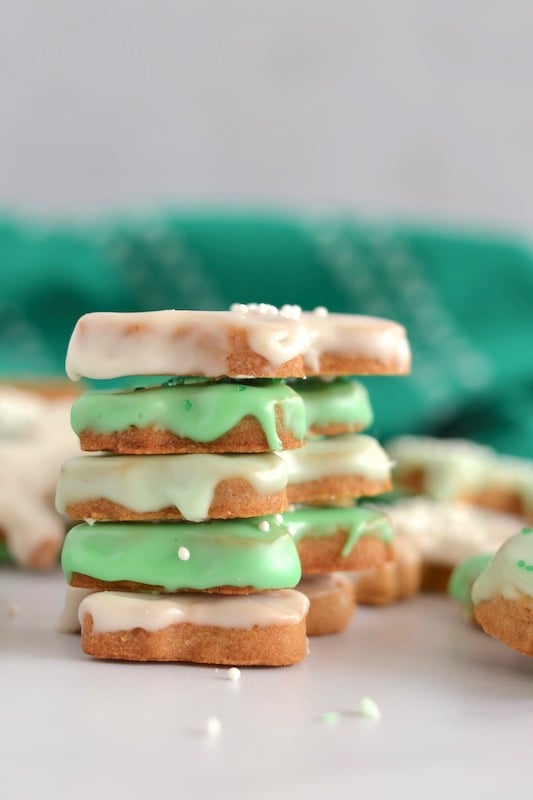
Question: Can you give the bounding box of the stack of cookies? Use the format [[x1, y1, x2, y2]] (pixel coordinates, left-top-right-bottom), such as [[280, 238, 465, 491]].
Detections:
[[279, 310, 411, 635], [56, 307, 313, 666]]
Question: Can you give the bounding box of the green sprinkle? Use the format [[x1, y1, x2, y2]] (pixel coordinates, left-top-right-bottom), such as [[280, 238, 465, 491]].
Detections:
[[518, 560, 526, 567], [358, 697, 381, 720], [320, 711, 340, 724], [183, 399, 193, 411], [521, 528, 533, 535], [236, 385, 247, 392]]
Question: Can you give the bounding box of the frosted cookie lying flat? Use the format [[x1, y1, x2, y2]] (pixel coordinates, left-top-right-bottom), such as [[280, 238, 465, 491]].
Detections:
[[301, 310, 411, 376], [279, 434, 392, 505], [291, 377, 373, 437], [72, 380, 306, 454], [352, 537, 422, 606], [79, 589, 309, 666], [297, 572, 355, 636], [283, 505, 393, 573], [472, 528, 533, 655], [373, 497, 521, 591], [66, 308, 310, 381], [56, 452, 288, 522], [0, 386, 80, 568], [62, 517, 301, 594]]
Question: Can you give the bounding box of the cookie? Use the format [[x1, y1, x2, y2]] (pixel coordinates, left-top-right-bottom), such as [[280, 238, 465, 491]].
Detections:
[[282, 505, 394, 573], [279, 434, 392, 505], [62, 517, 302, 594], [66, 307, 310, 381], [0, 385, 79, 569], [291, 377, 373, 437], [374, 497, 521, 591], [472, 527, 533, 655], [447, 552, 493, 621], [72, 380, 306, 454], [78, 589, 310, 666], [56, 452, 288, 522], [297, 572, 355, 635], [353, 536, 422, 605], [301, 309, 411, 376]]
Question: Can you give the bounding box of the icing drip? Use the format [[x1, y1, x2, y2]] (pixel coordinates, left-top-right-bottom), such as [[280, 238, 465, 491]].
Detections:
[[472, 528, 533, 603], [282, 505, 393, 555], [79, 588, 310, 633], [56, 451, 288, 522], [71, 380, 306, 450], [448, 553, 493, 617], [279, 434, 392, 484], [61, 517, 302, 591], [291, 377, 373, 433]]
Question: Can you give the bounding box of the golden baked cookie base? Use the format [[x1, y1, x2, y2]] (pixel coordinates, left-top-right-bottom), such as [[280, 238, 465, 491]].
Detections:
[[304, 580, 355, 636], [287, 476, 392, 506], [305, 353, 410, 377], [474, 594, 533, 655], [297, 531, 393, 574], [0, 528, 61, 570], [307, 422, 366, 437], [79, 409, 303, 455], [80, 614, 308, 666], [71, 573, 257, 594], [355, 552, 422, 605], [65, 478, 287, 522], [222, 328, 306, 379]]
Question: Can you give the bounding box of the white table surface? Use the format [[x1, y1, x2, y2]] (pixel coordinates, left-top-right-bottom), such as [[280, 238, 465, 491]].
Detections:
[[2, 567, 532, 800]]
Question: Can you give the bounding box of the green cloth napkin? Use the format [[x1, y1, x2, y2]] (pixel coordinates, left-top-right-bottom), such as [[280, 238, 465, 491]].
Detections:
[[2, 210, 533, 456]]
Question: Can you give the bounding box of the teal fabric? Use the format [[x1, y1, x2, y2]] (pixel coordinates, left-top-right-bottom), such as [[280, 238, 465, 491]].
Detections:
[[2, 210, 533, 456]]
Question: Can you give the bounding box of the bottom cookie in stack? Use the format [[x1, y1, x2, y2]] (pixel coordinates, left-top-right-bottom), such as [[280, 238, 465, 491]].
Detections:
[[61, 517, 309, 665]]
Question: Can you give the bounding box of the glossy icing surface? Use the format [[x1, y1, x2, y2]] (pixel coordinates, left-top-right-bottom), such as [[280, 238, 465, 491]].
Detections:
[[297, 571, 353, 599], [65, 309, 310, 380], [71, 380, 306, 450], [56, 451, 287, 522], [291, 377, 373, 433], [472, 527, 533, 603], [282, 505, 393, 555], [79, 588, 310, 633], [279, 434, 391, 484], [61, 518, 302, 591]]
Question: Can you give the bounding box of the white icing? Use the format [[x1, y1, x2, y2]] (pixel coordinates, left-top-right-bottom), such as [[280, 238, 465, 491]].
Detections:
[[472, 529, 533, 603], [0, 391, 80, 565], [57, 586, 96, 633], [301, 312, 411, 373], [56, 452, 288, 522], [65, 310, 310, 380], [79, 589, 310, 633], [374, 497, 521, 565], [297, 572, 352, 600], [279, 434, 392, 484]]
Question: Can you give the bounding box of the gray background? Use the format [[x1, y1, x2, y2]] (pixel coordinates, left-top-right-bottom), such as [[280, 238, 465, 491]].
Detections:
[[1, 0, 532, 229]]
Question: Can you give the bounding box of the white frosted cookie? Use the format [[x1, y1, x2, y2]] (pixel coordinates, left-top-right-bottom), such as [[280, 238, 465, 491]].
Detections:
[[56, 452, 288, 522], [301, 309, 411, 376], [65, 307, 310, 381], [279, 434, 393, 504], [472, 528, 533, 655], [0, 386, 80, 568], [352, 536, 422, 605], [78, 589, 310, 665], [297, 572, 355, 635]]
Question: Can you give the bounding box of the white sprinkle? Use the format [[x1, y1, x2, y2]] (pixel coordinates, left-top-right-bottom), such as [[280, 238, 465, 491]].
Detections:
[[313, 306, 328, 317], [358, 697, 381, 720], [321, 711, 339, 724], [84, 517, 96, 526], [274, 513, 283, 524], [178, 546, 190, 561], [205, 717, 222, 737], [230, 303, 249, 313], [227, 667, 241, 681], [258, 520, 270, 532], [286, 524, 297, 537], [7, 603, 20, 617]]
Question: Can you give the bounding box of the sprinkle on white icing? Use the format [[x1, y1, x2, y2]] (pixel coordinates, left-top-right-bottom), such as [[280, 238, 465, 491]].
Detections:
[[258, 520, 271, 532], [472, 528, 533, 603], [279, 434, 392, 484], [372, 498, 521, 565], [227, 667, 241, 681], [56, 452, 288, 523], [79, 589, 310, 633], [178, 546, 190, 561]]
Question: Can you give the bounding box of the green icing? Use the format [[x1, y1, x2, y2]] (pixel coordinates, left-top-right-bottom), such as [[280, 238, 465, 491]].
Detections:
[[291, 377, 373, 431], [0, 540, 12, 563], [447, 552, 493, 615], [61, 516, 301, 591], [71, 380, 306, 450], [281, 505, 393, 556]]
